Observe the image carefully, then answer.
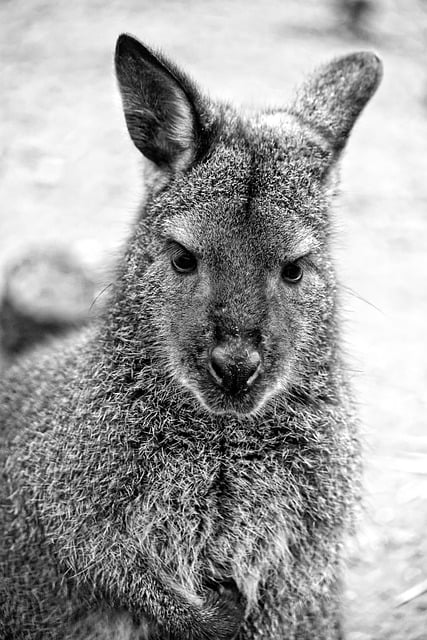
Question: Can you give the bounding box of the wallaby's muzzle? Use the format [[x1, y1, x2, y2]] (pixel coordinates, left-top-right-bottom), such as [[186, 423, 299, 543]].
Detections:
[[208, 341, 262, 396]]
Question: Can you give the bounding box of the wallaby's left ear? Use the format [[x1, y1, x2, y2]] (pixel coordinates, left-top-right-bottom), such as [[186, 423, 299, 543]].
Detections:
[[292, 51, 383, 153], [115, 34, 205, 171]]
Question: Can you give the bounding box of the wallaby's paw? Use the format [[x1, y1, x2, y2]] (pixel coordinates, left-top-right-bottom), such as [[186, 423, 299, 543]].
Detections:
[[203, 580, 245, 640]]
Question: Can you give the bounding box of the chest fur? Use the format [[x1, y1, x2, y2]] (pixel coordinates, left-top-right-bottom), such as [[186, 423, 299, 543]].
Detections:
[[123, 432, 323, 606]]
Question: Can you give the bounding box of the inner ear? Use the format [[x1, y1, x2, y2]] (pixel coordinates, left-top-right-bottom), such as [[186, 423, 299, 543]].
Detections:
[[115, 34, 200, 170]]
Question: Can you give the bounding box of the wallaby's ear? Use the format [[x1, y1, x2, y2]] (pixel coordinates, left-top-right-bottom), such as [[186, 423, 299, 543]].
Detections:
[[292, 52, 383, 153], [115, 34, 202, 170]]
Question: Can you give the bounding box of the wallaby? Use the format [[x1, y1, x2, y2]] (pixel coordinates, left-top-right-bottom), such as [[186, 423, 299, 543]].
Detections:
[[0, 34, 382, 640]]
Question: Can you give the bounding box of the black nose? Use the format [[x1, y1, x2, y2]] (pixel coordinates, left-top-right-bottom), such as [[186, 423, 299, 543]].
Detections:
[[208, 344, 262, 394]]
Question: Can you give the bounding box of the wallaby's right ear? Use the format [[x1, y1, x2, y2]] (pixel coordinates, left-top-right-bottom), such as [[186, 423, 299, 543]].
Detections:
[[115, 34, 202, 171], [292, 52, 383, 154]]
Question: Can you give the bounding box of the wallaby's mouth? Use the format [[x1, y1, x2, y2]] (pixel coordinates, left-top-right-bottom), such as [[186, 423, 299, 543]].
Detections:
[[185, 373, 273, 417], [203, 393, 267, 417]]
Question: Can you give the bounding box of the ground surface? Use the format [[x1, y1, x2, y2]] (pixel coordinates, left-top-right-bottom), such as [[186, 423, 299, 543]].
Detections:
[[1, 1, 427, 637]]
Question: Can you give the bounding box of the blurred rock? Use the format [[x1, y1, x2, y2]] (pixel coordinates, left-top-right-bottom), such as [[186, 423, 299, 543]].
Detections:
[[0, 247, 97, 359], [335, 0, 374, 38]]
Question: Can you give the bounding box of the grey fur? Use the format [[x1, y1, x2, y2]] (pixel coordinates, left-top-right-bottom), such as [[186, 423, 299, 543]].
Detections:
[[0, 35, 382, 640]]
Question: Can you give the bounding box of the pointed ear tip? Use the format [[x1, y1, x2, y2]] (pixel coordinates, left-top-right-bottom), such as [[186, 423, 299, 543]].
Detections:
[[115, 33, 150, 60], [353, 50, 383, 72], [116, 33, 134, 49], [115, 33, 132, 61], [341, 50, 383, 81]]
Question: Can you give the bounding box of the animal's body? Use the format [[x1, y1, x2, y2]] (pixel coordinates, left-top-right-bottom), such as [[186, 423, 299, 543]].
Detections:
[[0, 35, 382, 640]]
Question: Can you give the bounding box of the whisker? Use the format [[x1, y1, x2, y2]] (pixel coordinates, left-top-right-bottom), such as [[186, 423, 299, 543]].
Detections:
[[90, 282, 114, 312], [337, 282, 383, 314]]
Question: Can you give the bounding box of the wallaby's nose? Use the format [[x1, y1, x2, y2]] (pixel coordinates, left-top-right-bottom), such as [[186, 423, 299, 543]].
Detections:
[[208, 344, 262, 394]]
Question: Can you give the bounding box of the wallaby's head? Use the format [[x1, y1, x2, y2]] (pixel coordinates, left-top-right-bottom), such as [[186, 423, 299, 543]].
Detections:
[[114, 35, 382, 417]]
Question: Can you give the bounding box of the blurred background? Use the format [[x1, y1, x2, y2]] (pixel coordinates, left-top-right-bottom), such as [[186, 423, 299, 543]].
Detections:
[[1, 0, 427, 637]]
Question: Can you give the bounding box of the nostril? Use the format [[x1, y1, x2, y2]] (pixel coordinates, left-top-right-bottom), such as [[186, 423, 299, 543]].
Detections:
[[246, 350, 261, 386], [210, 360, 223, 381], [209, 345, 228, 384]]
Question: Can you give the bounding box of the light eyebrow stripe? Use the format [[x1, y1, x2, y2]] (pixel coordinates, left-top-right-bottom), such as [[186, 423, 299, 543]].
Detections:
[[164, 218, 320, 262], [162, 219, 199, 252], [283, 234, 320, 259]]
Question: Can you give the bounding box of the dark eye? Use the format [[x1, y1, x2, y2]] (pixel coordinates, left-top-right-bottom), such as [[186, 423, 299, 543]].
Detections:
[[171, 247, 197, 274], [281, 261, 303, 284]]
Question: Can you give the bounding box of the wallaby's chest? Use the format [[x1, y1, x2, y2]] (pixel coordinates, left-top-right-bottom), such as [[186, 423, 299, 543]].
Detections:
[[124, 428, 303, 595], [129, 428, 290, 525]]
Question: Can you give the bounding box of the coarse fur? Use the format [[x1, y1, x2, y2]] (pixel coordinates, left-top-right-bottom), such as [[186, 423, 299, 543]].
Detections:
[[0, 35, 382, 640]]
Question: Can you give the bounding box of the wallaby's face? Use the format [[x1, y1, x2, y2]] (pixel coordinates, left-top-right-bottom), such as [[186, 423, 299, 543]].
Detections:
[[131, 136, 335, 417], [115, 35, 382, 416]]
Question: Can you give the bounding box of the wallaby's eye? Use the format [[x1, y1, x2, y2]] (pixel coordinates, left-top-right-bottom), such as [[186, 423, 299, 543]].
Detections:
[[171, 246, 197, 274], [281, 261, 303, 284]]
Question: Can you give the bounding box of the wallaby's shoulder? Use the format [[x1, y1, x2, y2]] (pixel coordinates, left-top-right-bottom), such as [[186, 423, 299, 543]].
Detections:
[[0, 328, 95, 433]]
